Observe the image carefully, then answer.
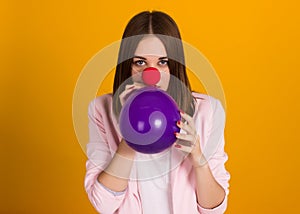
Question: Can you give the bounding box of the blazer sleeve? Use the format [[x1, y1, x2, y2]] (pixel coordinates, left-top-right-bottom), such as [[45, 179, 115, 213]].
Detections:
[[84, 98, 127, 214], [197, 99, 231, 214]]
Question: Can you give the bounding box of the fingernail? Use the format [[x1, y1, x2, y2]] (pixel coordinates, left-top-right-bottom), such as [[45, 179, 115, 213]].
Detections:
[[175, 144, 181, 148], [177, 120, 181, 126], [174, 132, 178, 136]]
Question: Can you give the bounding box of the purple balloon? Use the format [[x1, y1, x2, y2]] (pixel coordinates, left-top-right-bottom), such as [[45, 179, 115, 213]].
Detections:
[[119, 87, 180, 154]]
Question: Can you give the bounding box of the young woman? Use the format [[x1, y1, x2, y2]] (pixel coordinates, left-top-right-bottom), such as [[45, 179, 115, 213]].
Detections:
[[84, 11, 230, 214]]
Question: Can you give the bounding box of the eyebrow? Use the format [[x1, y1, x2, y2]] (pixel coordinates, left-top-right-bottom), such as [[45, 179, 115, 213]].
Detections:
[[133, 56, 168, 60]]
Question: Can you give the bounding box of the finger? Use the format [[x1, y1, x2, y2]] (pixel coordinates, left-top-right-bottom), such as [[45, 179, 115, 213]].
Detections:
[[123, 86, 143, 96], [175, 132, 196, 143], [180, 111, 194, 125], [119, 89, 134, 106], [133, 82, 146, 87], [119, 85, 143, 103], [173, 143, 193, 153], [177, 120, 195, 135], [119, 89, 132, 101], [124, 82, 144, 90], [175, 138, 193, 147], [124, 84, 135, 90]]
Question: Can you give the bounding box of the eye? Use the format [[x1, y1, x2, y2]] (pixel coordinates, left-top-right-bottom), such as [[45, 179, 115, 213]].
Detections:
[[133, 60, 146, 66], [159, 59, 168, 66]]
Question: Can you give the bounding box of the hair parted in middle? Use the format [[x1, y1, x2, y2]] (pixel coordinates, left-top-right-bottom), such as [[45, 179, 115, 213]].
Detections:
[[112, 11, 195, 117]]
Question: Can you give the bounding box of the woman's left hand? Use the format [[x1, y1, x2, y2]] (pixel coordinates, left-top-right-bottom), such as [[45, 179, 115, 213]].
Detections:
[[174, 111, 206, 167]]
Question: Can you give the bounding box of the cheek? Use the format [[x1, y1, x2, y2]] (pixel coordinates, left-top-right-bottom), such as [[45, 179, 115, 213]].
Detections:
[[165, 67, 170, 73], [131, 66, 139, 75], [159, 72, 171, 90], [131, 69, 143, 83]]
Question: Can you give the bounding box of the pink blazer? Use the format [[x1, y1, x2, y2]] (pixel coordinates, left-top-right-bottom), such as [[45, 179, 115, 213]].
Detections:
[[84, 92, 230, 214]]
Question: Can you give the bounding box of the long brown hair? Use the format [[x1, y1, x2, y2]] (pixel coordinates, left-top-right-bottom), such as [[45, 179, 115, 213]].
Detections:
[[112, 11, 195, 117]]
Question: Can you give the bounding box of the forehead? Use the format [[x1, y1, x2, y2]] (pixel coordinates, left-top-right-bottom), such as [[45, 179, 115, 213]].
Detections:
[[134, 35, 167, 57]]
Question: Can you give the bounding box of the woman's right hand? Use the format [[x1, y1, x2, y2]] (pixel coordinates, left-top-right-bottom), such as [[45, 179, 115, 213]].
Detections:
[[119, 82, 144, 106], [118, 83, 144, 158], [117, 139, 136, 159]]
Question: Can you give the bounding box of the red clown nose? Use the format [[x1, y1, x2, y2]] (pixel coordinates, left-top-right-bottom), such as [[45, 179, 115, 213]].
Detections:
[[142, 67, 161, 86]]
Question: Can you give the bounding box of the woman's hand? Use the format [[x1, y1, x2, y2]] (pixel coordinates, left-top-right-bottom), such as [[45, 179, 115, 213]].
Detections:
[[117, 139, 136, 160], [174, 111, 207, 167], [119, 82, 144, 106], [117, 82, 146, 160]]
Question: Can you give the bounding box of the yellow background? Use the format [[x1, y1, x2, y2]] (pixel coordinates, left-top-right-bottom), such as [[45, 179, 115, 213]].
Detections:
[[1, 0, 299, 213]]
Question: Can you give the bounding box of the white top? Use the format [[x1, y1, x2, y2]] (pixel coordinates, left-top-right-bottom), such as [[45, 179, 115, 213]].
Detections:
[[136, 149, 173, 214]]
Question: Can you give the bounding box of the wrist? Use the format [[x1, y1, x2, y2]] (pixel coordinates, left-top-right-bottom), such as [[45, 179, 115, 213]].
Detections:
[[191, 153, 208, 169], [193, 162, 209, 170], [117, 139, 136, 159]]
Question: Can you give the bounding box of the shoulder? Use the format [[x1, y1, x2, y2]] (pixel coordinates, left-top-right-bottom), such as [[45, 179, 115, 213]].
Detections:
[[191, 92, 226, 131], [192, 91, 220, 104], [89, 93, 113, 105], [88, 93, 113, 114], [192, 92, 225, 116]]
